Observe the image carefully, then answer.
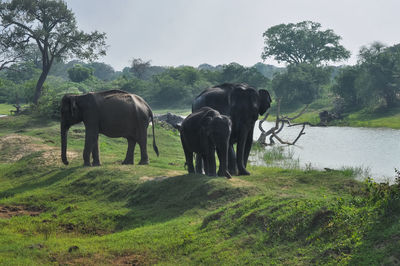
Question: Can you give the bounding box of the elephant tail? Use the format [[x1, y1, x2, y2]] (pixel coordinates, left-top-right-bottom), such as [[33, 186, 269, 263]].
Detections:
[[150, 113, 159, 157]]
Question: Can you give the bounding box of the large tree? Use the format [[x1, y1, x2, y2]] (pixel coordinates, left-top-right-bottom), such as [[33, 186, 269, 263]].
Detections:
[[357, 42, 400, 108], [130, 58, 151, 79], [261, 21, 350, 65], [0, 0, 107, 104]]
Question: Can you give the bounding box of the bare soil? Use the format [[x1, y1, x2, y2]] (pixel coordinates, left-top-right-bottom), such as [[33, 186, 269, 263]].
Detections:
[[0, 134, 77, 165], [0, 205, 43, 219]]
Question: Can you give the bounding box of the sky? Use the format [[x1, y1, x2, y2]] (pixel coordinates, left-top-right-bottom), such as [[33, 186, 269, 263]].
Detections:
[[64, 0, 400, 71]]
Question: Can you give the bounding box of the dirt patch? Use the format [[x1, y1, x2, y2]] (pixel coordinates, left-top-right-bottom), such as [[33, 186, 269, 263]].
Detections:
[[0, 134, 77, 165], [58, 253, 154, 266], [229, 177, 254, 188], [0, 205, 44, 219], [139, 170, 185, 182], [113, 254, 154, 265]]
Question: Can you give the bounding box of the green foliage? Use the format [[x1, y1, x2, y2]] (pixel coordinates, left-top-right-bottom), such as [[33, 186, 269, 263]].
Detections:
[[333, 43, 400, 111], [218, 63, 269, 88], [86, 62, 116, 81], [262, 21, 350, 65], [0, 0, 107, 103], [272, 63, 331, 106], [67, 64, 93, 82], [332, 66, 362, 108]]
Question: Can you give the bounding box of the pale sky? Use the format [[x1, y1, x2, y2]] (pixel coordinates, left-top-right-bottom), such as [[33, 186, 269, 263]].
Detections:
[[65, 0, 400, 71]]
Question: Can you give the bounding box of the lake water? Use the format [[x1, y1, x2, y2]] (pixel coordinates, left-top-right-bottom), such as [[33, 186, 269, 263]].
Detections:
[[252, 121, 400, 183]]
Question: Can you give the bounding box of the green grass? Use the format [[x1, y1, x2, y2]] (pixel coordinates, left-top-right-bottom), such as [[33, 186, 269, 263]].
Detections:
[[0, 115, 400, 265], [153, 108, 191, 116], [333, 107, 400, 129], [0, 103, 14, 115]]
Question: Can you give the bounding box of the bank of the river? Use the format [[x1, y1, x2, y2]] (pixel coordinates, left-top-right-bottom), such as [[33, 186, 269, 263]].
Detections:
[[0, 114, 399, 265], [268, 104, 400, 129]]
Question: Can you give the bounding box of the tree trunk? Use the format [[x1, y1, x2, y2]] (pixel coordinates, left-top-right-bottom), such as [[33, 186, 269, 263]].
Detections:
[[33, 67, 50, 105]]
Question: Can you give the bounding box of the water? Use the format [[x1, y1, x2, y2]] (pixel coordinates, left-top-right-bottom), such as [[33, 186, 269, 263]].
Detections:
[[252, 121, 400, 183]]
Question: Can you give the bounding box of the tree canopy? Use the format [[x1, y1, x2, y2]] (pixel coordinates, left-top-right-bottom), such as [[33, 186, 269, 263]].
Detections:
[[0, 0, 107, 104], [261, 21, 350, 65], [333, 42, 400, 109]]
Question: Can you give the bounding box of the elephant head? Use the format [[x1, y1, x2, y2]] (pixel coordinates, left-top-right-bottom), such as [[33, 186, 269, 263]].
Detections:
[[60, 94, 83, 165]]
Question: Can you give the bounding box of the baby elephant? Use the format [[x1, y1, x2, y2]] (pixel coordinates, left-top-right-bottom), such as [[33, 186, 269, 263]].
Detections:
[[180, 107, 232, 178]]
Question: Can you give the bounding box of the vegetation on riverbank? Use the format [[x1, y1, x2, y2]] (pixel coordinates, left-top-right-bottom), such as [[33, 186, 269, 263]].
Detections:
[[265, 98, 400, 129], [1, 114, 399, 265]]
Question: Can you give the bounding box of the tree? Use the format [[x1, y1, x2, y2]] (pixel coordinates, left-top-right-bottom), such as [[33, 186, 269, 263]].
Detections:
[[261, 21, 350, 65], [271, 63, 331, 106], [0, 0, 107, 104], [86, 62, 115, 81], [130, 58, 151, 79], [219, 62, 269, 88], [67, 64, 93, 82], [332, 66, 362, 108], [357, 42, 400, 108], [0, 32, 27, 70]]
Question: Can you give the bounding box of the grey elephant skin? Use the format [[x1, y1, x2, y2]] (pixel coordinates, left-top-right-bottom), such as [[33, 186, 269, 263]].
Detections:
[[60, 89, 159, 166], [192, 83, 271, 175], [179, 107, 232, 179]]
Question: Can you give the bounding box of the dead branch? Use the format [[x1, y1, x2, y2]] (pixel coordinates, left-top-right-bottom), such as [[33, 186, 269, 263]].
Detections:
[[257, 99, 316, 146]]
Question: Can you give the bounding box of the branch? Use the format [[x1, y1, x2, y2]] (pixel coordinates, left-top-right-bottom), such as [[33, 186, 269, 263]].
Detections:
[[257, 99, 316, 146]]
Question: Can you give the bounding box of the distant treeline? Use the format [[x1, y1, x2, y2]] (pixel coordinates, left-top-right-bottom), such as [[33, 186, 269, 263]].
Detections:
[[0, 59, 283, 117], [1, 42, 399, 119]]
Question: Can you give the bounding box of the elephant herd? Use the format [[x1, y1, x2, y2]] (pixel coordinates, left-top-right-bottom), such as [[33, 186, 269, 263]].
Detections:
[[60, 83, 272, 178]]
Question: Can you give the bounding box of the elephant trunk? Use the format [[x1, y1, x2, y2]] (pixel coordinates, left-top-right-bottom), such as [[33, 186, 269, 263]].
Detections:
[[61, 122, 70, 165]]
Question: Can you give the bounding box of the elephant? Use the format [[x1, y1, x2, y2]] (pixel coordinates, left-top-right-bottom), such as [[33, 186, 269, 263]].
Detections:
[[60, 89, 159, 166], [179, 107, 232, 179], [192, 83, 271, 176]]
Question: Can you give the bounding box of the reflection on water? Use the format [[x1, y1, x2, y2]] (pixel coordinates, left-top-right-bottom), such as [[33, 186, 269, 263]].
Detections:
[[252, 121, 400, 183]]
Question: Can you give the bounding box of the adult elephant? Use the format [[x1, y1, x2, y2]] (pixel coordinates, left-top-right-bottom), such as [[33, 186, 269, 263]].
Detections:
[[60, 89, 159, 166], [192, 83, 271, 175], [179, 107, 232, 178]]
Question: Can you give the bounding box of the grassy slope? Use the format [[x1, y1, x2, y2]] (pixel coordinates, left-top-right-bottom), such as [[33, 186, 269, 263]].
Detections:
[[0, 115, 399, 265]]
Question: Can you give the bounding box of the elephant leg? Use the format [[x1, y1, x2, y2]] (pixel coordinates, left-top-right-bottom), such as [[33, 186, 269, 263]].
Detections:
[[180, 135, 194, 173], [201, 154, 208, 176], [206, 150, 217, 177], [237, 129, 250, 176], [228, 144, 238, 176], [83, 129, 98, 167], [138, 131, 149, 165], [216, 148, 231, 178], [195, 154, 204, 174], [91, 136, 101, 166], [123, 138, 136, 165], [243, 126, 254, 167]]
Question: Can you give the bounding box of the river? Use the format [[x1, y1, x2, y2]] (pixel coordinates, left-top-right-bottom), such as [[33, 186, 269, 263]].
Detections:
[[252, 121, 400, 183]]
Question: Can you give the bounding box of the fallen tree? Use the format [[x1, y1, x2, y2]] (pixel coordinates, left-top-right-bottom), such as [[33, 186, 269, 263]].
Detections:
[[257, 99, 319, 146]]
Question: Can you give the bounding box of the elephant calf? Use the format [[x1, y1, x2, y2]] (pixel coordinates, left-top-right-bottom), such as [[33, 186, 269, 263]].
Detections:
[[179, 107, 232, 178], [60, 89, 159, 166]]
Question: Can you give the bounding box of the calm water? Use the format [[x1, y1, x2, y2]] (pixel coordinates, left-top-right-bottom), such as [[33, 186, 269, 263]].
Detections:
[[252, 121, 400, 183]]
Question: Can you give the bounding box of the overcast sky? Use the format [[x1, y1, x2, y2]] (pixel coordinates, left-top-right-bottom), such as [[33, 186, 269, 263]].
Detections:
[[65, 0, 400, 71]]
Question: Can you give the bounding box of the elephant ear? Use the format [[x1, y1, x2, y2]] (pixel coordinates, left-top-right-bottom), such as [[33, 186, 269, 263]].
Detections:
[[258, 89, 272, 115]]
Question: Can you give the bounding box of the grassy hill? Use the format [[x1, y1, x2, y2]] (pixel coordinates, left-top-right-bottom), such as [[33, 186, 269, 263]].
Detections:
[[0, 114, 399, 265]]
